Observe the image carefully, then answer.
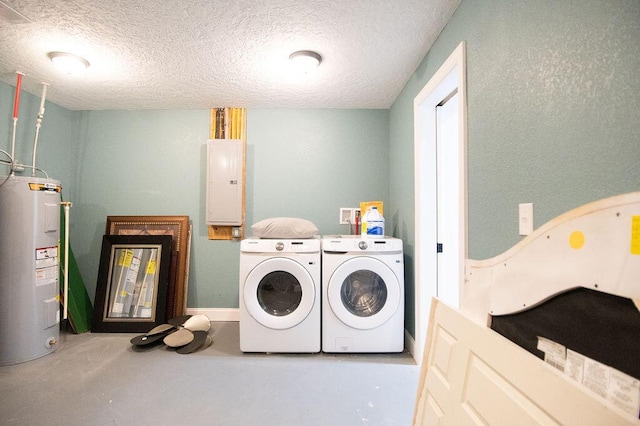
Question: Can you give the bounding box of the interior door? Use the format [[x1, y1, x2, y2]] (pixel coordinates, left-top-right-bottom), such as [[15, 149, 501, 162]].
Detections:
[[436, 91, 460, 309], [413, 41, 467, 364], [413, 299, 636, 425]]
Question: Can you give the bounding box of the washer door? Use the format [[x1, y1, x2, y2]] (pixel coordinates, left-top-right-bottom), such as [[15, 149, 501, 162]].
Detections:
[[243, 257, 315, 330], [327, 257, 401, 330]]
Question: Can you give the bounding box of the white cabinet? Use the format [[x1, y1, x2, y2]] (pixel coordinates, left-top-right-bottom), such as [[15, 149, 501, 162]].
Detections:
[[206, 139, 243, 226]]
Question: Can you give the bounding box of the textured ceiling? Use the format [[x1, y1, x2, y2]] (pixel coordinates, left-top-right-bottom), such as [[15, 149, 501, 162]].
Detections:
[[0, 0, 459, 110]]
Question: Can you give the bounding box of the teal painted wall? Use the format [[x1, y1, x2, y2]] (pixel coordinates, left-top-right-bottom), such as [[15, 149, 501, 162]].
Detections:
[[246, 109, 390, 230], [3, 0, 638, 331], [71, 110, 212, 305], [391, 0, 640, 337], [1, 83, 81, 201], [1, 84, 389, 309], [71, 108, 389, 307]]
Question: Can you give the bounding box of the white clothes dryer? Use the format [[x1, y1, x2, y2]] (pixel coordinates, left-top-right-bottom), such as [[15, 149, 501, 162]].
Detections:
[[321, 235, 405, 353], [239, 237, 320, 353]]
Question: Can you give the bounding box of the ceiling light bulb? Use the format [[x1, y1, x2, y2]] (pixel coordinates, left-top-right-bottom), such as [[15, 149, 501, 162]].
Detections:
[[48, 52, 90, 75], [289, 50, 322, 74]]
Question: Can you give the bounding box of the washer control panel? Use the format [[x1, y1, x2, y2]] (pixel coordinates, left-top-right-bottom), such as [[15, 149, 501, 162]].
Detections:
[[321, 235, 403, 253]]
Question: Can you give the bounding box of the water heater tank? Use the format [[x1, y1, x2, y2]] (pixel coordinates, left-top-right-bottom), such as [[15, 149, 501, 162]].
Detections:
[[0, 175, 61, 365]]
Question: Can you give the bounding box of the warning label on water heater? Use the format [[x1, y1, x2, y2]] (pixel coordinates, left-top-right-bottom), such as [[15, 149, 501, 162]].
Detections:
[[35, 246, 58, 287], [36, 246, 57, 264]]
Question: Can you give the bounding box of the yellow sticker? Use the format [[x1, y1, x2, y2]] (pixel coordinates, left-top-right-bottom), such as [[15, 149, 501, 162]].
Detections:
[[120, 290, 128, 297], [123, 249, 133, 267], [146, 260, 156, 275], [569, 231, 585, 250], [117, 250, 126, 266], [28, 182, 61, 192], [631, 216, 640, 255]]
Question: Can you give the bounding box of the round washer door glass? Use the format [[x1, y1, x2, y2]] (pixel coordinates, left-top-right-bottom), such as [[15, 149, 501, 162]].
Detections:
[[340, 269, 387, 317], [327, 257, 400, 330], [244, 257, 315, 330]]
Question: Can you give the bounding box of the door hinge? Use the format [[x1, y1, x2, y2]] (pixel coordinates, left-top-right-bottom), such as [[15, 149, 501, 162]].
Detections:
[[437, 243, 443, 253]]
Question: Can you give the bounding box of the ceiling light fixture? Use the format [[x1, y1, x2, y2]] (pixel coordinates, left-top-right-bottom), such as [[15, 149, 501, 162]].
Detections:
[[48, 51, 90, 75], [289, 50, 322, 74]]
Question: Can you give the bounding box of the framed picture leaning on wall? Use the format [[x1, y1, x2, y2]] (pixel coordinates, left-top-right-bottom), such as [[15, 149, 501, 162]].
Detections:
[[105, 216, 190, 318], [92, 234, 172, 333]]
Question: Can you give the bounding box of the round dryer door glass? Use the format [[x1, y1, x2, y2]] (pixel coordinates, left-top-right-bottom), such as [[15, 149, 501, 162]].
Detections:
[[340, 270, 387, 317], [244, 257, 316, 330], [257, 271, 302, 316]]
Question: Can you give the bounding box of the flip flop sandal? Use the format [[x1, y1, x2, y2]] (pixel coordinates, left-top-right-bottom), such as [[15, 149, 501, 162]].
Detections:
[[163, 328, 194, 348], [130, 323, 176, 347], [176, 330, 212, 354], [183, 314, 211, 332], [168, 315, 192, 327]]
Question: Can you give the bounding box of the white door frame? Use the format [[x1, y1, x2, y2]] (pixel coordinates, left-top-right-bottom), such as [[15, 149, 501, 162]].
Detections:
[[412, 41, 468, 364]]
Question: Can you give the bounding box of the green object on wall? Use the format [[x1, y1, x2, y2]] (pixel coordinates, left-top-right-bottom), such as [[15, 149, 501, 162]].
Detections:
[[59, 204, 93, 333]]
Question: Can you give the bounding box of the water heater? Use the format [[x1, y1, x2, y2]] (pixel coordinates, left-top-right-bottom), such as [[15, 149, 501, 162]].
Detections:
[[0, 175, 61, 365]]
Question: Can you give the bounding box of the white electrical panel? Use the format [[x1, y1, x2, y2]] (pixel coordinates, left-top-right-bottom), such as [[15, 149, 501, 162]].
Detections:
[[206, 139, 243, 226]]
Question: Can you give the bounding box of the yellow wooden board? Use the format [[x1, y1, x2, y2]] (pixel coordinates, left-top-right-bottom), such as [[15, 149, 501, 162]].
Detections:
[[208, 225, 232, 240], [208, 107, 247, 241]]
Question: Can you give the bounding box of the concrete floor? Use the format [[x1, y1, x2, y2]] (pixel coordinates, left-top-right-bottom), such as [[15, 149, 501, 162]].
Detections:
[[0, 322, 418, 425]]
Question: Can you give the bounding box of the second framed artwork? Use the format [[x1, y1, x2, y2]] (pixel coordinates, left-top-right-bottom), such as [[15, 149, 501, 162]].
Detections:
[[105, 215, 191, 319]]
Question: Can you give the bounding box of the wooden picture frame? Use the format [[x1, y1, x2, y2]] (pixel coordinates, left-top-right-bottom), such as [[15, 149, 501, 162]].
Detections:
[[92, 235, 172, 333], [105, 215, 190, 319]]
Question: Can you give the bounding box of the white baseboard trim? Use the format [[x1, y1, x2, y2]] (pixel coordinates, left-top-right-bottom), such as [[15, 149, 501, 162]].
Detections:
[[185, 308, 239, 322], [185, 310, 418, 360], [405, 329, 419, 365]]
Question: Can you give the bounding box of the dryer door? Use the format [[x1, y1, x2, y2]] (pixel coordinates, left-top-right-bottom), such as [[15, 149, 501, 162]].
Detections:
[[244, 257, 315, 330], [327, 256, 401, 330]]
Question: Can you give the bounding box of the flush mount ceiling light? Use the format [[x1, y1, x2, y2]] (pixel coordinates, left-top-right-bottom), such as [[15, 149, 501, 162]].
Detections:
[[48, 51, 90, 75], [289, 50, 322, 74]]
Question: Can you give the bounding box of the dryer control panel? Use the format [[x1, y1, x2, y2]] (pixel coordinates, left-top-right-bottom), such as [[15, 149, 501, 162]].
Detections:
[[241, 237, 320, 253]]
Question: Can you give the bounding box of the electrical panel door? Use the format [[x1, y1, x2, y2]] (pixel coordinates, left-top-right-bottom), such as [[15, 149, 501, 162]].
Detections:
[[206, 139, 243, 226]]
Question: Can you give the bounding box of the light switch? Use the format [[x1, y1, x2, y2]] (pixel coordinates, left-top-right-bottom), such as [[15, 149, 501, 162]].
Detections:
[[519, 203, 533, 236]]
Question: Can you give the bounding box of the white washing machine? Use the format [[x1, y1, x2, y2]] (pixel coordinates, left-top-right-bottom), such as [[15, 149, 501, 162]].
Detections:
[[239, 237, 320, 353], [322, 235, 405, 353]]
